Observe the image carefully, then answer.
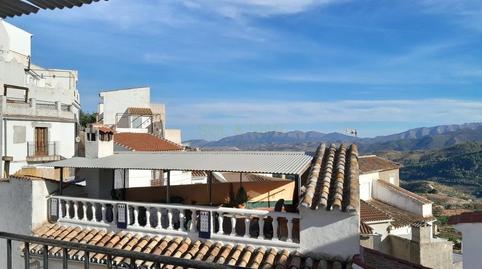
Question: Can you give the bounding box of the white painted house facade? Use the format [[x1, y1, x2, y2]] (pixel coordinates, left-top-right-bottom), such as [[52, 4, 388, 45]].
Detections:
[[0, 20, 79, 175], [97, 87, 182, 144]]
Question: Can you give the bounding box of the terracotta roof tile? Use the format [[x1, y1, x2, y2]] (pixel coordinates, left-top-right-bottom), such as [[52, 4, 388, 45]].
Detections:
[[360, 222, 374, 235], [31, 224, 353, 269], [299, 143, 360, 212], [365, 199, 436, 228], [360, 200, 392, 223], [114, 133, 183, 152], [359, 155, 400, 174], [448, 211, 482, 225], [127, 107, 153, 115]]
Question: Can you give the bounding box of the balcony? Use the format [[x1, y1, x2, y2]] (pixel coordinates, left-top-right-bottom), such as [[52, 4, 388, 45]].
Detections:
[[26, 142, 61, 162], [49, 196, 300, 249], [0, 95, 75, 120]]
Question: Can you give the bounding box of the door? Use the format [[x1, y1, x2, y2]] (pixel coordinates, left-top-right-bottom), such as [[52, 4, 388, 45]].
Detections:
[[35, 127, 48, 156]]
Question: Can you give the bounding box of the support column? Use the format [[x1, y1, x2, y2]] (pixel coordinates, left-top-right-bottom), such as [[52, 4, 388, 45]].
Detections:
[[294, 174, 300, 205], [208, 172, 213, 206], [166, 170, 171, 203], [59, 167, 64, 195]]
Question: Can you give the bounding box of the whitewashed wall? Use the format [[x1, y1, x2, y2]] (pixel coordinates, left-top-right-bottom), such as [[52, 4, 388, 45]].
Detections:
[[455, 223, 482, 269], [372, 180, 432, 217], [99, 87, 150, 125], [299, 208, 359, 259], [4, 120, 75, 173]]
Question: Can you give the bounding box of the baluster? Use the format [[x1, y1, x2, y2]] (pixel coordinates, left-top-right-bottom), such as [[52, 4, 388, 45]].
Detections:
[[179, 211, 185, 231], [133, 207, 140, 227], [272, 217, 279, 241], [64, 200, 70, 220], [167, 209, 173, 230], [92, 204, 97, 223], [230, 216, 236, 236], [101, 204, 107, 223], [157, 208, 162, 229], [190, 211, 197, 232], [244, 216, 250, 238], [145, 208, 151, 228], [73, 202, 79, 220], [82, 203, 88, 221], [259, 217, 265, 240], [217, 213, 223, 234], [287, 217, 293, 243]]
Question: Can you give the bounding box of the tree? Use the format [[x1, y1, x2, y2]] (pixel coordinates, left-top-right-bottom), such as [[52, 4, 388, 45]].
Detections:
[[79, 110, 97, 127]]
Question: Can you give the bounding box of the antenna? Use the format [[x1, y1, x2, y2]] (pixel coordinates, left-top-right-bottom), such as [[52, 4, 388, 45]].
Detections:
[[345, 128, 358, 137]]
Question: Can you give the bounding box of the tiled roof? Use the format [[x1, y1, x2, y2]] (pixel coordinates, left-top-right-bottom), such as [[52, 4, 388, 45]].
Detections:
[[127, 107, 153, 115], [358, 156, 400, 174], [299, 143, 359, 212], [360, 222, 374, 235], [31, 224, 353, 269], [114, 133, 183, 152], [98, 127, 114, 134], [448, 211, 482, 225], [376, 180, 432, 204], [360, 200, 392, 223], [365, 199, 436, 228]]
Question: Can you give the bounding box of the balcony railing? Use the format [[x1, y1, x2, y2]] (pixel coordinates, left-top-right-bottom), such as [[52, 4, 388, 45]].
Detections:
[[50, 196, 300, 249], [0, 231, 232, 269], [27, 142, 57, 157]]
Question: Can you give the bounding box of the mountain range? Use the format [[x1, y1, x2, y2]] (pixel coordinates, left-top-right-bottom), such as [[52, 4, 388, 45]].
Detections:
[[184, 122, 482, 154]]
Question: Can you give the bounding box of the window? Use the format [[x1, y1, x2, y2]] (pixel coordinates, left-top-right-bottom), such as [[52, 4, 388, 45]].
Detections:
[[87, 132, 96, 141]]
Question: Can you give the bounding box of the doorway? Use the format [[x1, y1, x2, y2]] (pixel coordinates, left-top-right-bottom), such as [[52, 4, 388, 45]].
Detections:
[[35, 127, 48, 156]]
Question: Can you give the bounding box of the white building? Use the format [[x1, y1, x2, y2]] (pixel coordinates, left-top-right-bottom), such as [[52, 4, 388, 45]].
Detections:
[[358, 155, 455, 269], [0, 21, 79, 175], [449, 212, 482, 269], [97, 87, 181, 144]]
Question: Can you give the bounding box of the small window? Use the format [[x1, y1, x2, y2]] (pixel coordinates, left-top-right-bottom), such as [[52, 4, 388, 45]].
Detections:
[[87, 132, 96, 141]]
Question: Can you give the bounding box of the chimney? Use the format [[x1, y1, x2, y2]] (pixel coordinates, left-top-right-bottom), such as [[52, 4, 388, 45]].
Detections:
[[84, 124, 114, 159], [412, 223, 432, 244]]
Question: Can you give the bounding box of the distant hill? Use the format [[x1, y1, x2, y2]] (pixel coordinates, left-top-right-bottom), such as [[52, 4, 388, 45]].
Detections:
[[184, 131, 357, 150], [400, 142, 482, 197], [184, 122, 482, 153]]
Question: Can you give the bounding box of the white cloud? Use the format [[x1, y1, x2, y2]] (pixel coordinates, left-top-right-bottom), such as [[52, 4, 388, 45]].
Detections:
[[419, 0, 482, 32], [168, 99, 482, 126], [181, 0, 343, 19]]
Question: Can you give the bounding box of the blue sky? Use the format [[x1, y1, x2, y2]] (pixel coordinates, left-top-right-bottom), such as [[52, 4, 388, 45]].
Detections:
[[8, 0, 482, 140]]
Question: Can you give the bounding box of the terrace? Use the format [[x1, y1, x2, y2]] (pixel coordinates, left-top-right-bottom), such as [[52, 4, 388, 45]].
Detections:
[[44, 150, 313, 250]]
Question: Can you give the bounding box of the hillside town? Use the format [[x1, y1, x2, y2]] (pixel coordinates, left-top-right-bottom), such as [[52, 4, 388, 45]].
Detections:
[[0, 1, 481, 269]]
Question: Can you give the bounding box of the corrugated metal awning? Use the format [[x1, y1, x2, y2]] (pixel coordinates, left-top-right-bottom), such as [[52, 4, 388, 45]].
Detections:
[[43, 151, 313, 175], [0, 0, 106, 19]]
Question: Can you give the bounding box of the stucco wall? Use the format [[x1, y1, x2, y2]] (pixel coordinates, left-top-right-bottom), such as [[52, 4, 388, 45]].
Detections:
[[373, 180, 430, 217], [388, 234, 454, 269], [299, 208, 359, 259], [0, 177, 52, 269], [99, 87, 150, 125], [379, 169, 400, 186], [4, 119, 75, 173], [456, 223, 482, 269], [359, 173, 377, 200]]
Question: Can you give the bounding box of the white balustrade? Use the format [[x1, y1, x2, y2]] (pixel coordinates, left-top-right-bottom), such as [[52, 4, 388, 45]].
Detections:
[[50, 195, 300, 248]]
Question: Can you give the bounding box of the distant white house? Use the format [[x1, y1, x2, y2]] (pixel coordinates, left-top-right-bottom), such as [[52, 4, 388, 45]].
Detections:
[[358, 155, 456, 269], [0, 21, 79, 175], [97, 87, 182, 144]]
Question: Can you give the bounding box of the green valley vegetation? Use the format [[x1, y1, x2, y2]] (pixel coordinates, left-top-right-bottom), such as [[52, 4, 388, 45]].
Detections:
[[399, 142, 482, 198]]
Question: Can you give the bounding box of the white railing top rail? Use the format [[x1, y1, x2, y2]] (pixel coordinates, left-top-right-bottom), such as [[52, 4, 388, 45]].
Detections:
[[50, 195, 299, 218]]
